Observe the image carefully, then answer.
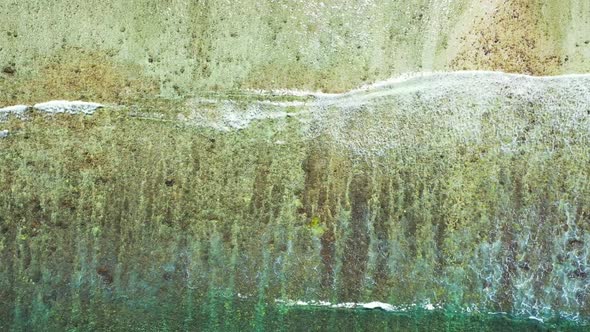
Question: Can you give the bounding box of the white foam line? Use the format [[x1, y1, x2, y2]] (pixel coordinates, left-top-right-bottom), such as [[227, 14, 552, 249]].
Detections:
[[323, 72, 590, 109], [274, 298, 585, 325], [33, 100, 104, 114], [275, 299, 443, 312], [246, 88, 341, 99], [528, 316, 544, 323], [275, 299, 395, 311], [255, 100, 308, 107], [247, 70, 590, 99], [0, 104, 29, 114], [354, 70, 590, 92]]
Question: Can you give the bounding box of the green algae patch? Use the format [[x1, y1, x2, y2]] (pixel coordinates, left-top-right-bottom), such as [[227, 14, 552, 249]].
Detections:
[[308, 216, 327, 237]]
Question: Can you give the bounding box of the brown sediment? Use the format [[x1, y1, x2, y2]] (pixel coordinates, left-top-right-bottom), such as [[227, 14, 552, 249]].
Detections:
[[451, 0, 563, 75], [1, 48, 158, 106]]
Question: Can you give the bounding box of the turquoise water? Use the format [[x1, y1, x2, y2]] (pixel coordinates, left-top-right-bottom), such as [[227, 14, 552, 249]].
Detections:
[[2, 295, 587, 331]]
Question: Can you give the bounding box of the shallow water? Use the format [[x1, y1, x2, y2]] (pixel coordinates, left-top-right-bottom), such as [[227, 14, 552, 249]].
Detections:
[[1, 71, 590, 330]]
